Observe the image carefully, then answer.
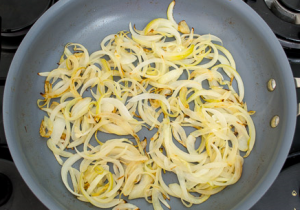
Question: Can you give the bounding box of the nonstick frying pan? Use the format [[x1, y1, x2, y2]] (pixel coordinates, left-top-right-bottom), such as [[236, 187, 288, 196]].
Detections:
[[3, 0, 297, 209]]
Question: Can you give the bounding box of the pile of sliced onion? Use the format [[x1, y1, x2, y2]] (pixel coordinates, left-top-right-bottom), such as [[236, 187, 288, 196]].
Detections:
[[37, 1, 255, 209]]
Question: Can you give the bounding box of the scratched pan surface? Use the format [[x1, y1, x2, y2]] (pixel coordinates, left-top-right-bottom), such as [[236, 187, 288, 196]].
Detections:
[[3, 0, 297, 209]]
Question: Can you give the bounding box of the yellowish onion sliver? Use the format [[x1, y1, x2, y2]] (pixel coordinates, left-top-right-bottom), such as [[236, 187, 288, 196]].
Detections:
[[61, 154, 83, 197], [79, 77, 99, 96], [129, 23, 163, 48], [50, 117, 66, 145], [100, 98, 134, 121], [128, 93, 171, 111], [167, 1, 178, 27]]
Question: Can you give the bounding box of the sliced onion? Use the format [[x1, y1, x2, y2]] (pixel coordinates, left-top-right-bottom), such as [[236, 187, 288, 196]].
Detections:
[[38, 1, 256, 209]]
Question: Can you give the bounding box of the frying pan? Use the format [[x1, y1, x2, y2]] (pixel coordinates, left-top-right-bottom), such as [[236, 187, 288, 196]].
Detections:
[[3, 0, 297, 209]]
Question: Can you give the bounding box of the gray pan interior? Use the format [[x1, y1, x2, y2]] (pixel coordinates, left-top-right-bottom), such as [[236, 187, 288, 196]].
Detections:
[[3, 0, 297, 209]]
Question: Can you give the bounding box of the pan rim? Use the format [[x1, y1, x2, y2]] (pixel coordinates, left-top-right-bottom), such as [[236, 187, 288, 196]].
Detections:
[[3, 0, 297, 209]]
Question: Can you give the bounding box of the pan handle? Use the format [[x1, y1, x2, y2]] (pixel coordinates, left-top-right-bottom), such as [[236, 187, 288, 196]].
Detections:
[[294, 78, 300, 116]]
